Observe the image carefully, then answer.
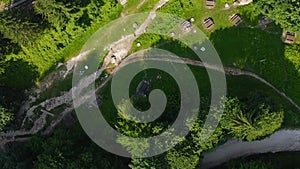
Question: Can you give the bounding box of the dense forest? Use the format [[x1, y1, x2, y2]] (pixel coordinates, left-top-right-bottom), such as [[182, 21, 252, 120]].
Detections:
[[0, 0, 299, 168]]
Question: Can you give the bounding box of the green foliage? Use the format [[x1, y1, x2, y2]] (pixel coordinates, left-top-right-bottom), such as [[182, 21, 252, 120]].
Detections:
[[0, 0, 122, 86], [230, 160, 273, 169], [0, 0, 10, 4], [190, 117, 224, 151], [239, 4, 259, 26], [0, 106, 12, 131], [132, 34, 164, 52], [0, 59, 39, 90], [220, 97, 284, 141], [34, 0, 72, 28], [166, 147, 199, 169], [129, 156, 168, 169], [26, 125, 126, 169], [160, 0, 185, 17], [253, 0, 300, 32], [285, 45, 300, 75], [115, 99, 183, 157], [0, 34, 21, 59], [0, 9, 44, 47]]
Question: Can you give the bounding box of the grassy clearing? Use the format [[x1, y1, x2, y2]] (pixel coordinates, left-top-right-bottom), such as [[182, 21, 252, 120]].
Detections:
[[122, 0, 160, 15], [210, 27, 300, 106], [36, 0, 300, 129], [129, 17, 300, 127], [98, 61, 299, 128], [99, 68, 182, 125], [158, 0, 258, 36]]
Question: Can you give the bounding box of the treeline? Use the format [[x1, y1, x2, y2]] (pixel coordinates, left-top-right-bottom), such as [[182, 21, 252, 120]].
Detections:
[[0, 0, 122, 125], [120, 97, 283, 169], [0, 0, 122, 84], [253, 0, 300, 32], [0, 96, 283, 169]]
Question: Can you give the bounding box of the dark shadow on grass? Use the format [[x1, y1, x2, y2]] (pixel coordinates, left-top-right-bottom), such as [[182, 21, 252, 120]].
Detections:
[[0, 59, 38, 90], [0, 5, 47, 46], [0, 59, 38, 114], [210, 26, 300, 127], [0, 34, 21, 58]]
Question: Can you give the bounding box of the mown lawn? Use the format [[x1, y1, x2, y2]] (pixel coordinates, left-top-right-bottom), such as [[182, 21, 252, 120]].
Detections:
[[210, 27, 300, 107], [122, 0, 160, 15], [36, 0, 300, 129], [158, 0, 258, 36], [126, 0, 300, 128]]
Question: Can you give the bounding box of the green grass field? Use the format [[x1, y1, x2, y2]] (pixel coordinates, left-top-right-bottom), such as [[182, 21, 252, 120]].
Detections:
[[36, 0, 300, 129], [122, 0, 160, 15]]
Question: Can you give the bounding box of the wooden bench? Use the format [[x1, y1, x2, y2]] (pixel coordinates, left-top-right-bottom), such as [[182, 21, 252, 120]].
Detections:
[[203, 17, 215, 29], [206, 0, 216, 9], [230, 14, 243, 26]]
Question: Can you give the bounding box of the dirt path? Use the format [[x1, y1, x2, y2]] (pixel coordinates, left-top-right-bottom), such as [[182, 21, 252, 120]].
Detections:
[[201, 129, 300, 169], [121, 50, 300, 112], [2, 2, 300, 162], [0, 0, 170, 147], [137, 0, 148, 9]]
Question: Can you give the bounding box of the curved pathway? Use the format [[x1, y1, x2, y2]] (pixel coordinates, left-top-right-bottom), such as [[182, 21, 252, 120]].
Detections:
[[121, 50, 300, 112], [1, 2, 300, 164], [0, 0, 170, 147]]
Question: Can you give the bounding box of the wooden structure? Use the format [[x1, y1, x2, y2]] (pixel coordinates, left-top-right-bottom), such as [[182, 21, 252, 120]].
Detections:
[[284, 32, 297, 44], [230, 14, 242, 26], [180, 20, 192, 32], [206, 0, 215, 9], [203, 17, 215, 29], [135, 80, 151, 97]]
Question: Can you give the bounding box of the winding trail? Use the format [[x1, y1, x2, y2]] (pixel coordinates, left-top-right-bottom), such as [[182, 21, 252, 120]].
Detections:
[[115, 49, 300, 112], [146, 55, 300, 112], [0, 0, 170, 147], [1, 0, 299, 164]]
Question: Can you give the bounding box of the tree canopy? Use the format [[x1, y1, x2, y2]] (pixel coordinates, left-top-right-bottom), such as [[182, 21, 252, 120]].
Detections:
[[220, 97, 284, 141], [253, 0, 300, 32], [0, 106, 12, 131]]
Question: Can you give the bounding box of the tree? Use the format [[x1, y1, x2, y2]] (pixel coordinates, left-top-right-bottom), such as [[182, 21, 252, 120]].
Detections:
[[253, 0, 300, 32], [26, 124, 124, 169], [220, 97, 284, 141], [129, 156, 168, 169], [190, 116, 224, 152], [285, 45, 300, 76], [115, 99, 166, 157], [34, 0, 73, 28], [230, 160, 273, 169], [0, 59, 39, 90], [0, 0, 10, 4], [0, 9, 44, 47], [0, 106, 12, 131], [166, 146, 200, 169]]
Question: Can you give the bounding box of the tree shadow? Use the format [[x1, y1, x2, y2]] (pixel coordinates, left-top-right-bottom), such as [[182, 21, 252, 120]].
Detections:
[[209, 26, 285, 72], [0, 59, 39, 90], [0, 4, 47, 46], [75, 9, 92, 28], [0, 34, 21, 59], [57, 0, 91, 9], [210, 26, 300, 114]]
